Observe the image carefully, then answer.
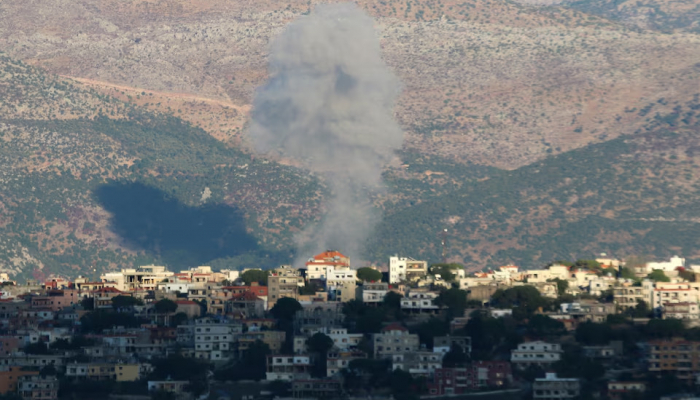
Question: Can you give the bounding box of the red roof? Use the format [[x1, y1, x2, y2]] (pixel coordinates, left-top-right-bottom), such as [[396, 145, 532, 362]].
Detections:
[[230, 292, 261, 301], [176, 300, 198, 305]]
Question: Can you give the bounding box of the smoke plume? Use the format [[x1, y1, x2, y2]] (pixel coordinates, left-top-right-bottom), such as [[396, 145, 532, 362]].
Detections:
[[249, 3, 403, 263]]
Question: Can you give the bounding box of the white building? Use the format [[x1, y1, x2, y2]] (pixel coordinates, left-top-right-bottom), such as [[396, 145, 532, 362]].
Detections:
[[358, 282, 389, 304], [193, 318, 243, 361], [389, 256, 428, 284], [373, 324, 420, 359], [305, 251, 350, 281], [101, 265, 173, 292], [533, 372, 580, 399], [647, 256, 686, 272], [511, 341, 562, 369], [266, 355, 312, 381], [310, 327, 363, 352], [400, 291, 440, 314], [392, 351, 443, 375]]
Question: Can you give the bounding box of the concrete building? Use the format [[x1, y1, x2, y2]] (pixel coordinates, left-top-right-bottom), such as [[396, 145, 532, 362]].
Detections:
[[614, 285, 650, 310], [392, 351, 443, 375], [18, 375, 58, 400], [533, 372, 580, 400], [305, 251, 350, 281], [357, 282, 389, 305], [648, 339, 700, 383], [265, 355, 312, 381], [0, 367, 38, 395], [389, 256, 428, 284], [400, 290, 440, 315], [267, 266, 304, 310], [510, 341, 562, 369], [238, 330, 286, 354], [607, 381, 646, 400], [192, 318, 242, 360], [373, 324, 420, 359], [662, 302, 700, 321], [433, 336, 471, 355], [101, 265, 173, 292]]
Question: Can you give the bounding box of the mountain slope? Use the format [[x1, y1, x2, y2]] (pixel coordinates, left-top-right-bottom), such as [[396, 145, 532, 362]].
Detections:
[[370, 94, 700, 268], [0, 54, 323, 279]]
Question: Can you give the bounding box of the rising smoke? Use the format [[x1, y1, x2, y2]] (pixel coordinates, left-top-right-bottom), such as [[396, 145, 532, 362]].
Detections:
[[248, 3, 404, 263]]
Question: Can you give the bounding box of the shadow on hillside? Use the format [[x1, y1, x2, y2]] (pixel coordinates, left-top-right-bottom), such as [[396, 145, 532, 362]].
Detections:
[[94, 182, 258, 268]]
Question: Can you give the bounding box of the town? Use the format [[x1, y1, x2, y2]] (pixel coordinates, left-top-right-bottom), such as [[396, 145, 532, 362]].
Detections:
[[1, 252, 699, 400]]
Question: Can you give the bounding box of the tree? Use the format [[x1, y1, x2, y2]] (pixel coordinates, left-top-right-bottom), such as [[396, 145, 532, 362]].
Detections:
[[647, 269, 670, 282], [357, 267, 382, 282], [526, 315, 566, 337], [170, 312, 188, 327], [574, 259, 601, 270], [430, 263, 464, 282], [24, 342, 49, 355], [413, 318, 449, 348], [383, 291, 403, 311], [627, 299, 651, 318], [549, 278, 568, 296], [154, 299, 178, 314], [112, 295, 143, 310], [645, 319, 684, 339], [619, 267, 638, 281], [270, 297, 302, 321], [241, 269, 269, 285], [442, 344, 470, 367], [434, 287, 468, 318], [490, 286, 548, 318], [80, 297, 94, 310], [299, 282, 320, 295], [575, 321, 614, 345], [307, 333, 335, 378]]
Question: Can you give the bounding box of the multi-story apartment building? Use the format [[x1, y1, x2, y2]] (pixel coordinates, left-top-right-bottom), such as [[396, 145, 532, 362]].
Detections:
[[0, 367, 38, 395], [267, 266, 304, 310], [391, 351, 443, 375], [558, 301, 616, 323], [266, 355, 312, 381], [372, 324, 420, 359], [309, 327, 362, 352], [433, 336, 472, 355], [389, 256, 428, 284], [18, 375, 58, 400], [101, 265, 173, 292], [648, 339, 700, 383], [533, 373, 580, 400], [305, 251, 350, 281], [401, 290, 441, 315], [357, 282, 389, 305], [614, 285, 649, 310], [326, 351, 365, 377], [238, 330, 286, 354], [192, 318, 242, 360], [510, 341, 562, 369], [427, 362, 512, 395], [662, 302, 700, 321], [607, 381, 646, 400]]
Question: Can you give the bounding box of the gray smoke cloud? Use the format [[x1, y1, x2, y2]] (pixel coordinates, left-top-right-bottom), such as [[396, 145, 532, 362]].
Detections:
[[249, 3, 403, 263]]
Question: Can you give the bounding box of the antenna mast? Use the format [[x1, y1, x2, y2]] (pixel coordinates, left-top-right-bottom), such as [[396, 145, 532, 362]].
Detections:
[[441, 228, 448, 264]]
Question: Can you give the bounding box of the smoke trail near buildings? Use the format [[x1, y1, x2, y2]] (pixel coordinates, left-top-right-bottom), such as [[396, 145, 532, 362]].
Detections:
[[248, 3, 403, 263]]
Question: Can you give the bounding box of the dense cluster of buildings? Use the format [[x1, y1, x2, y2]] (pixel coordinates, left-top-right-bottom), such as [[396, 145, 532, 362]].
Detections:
[[1, 253, 700, 399]]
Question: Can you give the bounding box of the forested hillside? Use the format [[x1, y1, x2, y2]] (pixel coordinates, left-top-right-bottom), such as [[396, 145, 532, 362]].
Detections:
[[370, 95, 700, 268]]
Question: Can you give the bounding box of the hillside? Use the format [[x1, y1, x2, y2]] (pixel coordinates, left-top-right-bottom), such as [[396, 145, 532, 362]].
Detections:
[[370, 94, 700, 269], [0, 54, 323, 280], [0, 0, 698, 169]]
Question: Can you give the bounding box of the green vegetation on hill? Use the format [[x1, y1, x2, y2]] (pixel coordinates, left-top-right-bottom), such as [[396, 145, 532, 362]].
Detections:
[[0, 54, 323, 279], [565, 0, 700, 33], [368, 94, 700, 268]]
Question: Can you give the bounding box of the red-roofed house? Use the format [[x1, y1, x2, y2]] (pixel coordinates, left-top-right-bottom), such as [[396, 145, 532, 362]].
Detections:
[[306, 251, 350, 280]]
